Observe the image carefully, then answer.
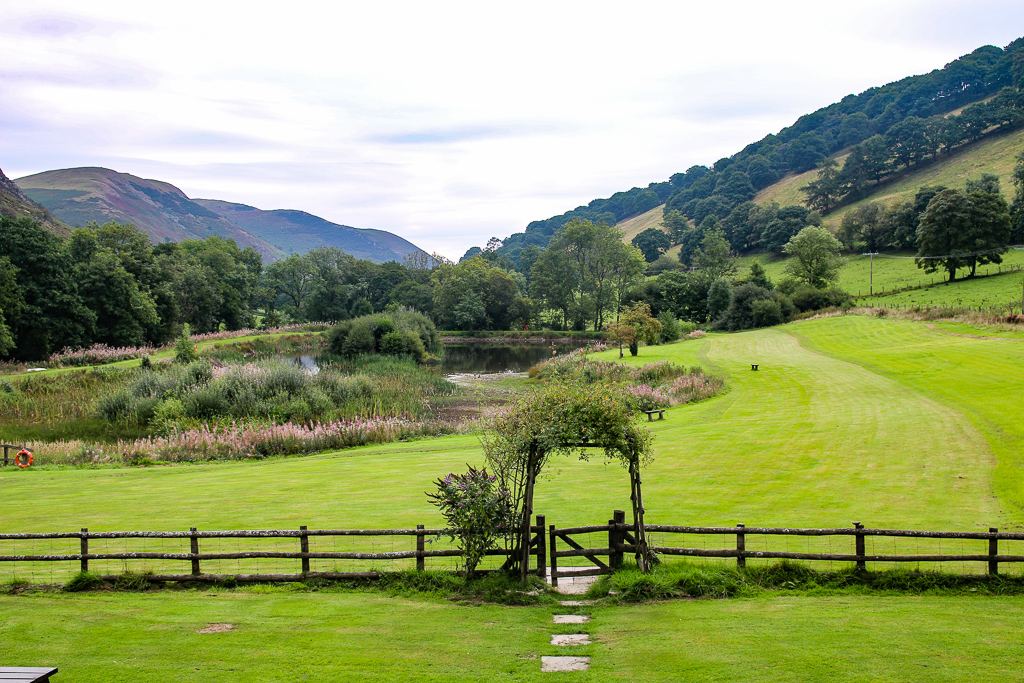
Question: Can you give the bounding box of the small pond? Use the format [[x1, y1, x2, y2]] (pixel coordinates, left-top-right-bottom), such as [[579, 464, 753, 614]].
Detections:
[[290, 340, 594, 377], [438, 341, 592, 375]]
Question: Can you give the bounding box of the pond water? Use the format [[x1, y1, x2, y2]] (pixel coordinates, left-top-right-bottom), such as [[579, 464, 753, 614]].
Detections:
[[291, 341, 593, 376], [438, 341, 592, 375]]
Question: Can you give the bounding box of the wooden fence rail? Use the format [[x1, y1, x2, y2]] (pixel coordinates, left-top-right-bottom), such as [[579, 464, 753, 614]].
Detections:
[[0, 520, 550, 583], [4, 513, 1024, 584], [547, 512, 1024, 586]]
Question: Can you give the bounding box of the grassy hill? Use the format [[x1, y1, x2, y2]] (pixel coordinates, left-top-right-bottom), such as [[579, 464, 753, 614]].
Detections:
[[758, 126, 1024, 232], [0, 167, 70, 236], [17, 167, 279, 259], [194, 199, 427, 264], [15, 167, 430, 263], [615, 205, 665, 243]]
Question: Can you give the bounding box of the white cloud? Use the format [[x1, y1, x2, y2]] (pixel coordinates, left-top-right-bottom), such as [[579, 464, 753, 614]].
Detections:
[[2, 0, 1022, 258]]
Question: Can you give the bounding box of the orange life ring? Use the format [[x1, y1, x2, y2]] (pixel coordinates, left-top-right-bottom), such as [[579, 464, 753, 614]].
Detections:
[[15, 449, 32, 468]]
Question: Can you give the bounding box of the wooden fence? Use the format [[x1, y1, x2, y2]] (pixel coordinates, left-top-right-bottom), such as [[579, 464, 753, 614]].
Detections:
[[0, 519, 549, 583], [548, 511, 1024, 586], [4, 511, 1024, 584]]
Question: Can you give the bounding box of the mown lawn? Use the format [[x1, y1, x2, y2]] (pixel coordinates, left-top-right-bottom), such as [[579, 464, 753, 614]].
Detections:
[[1, 590, 1022, 682], [2, 314, 1022, 679], [2, 314, 1017, 536]]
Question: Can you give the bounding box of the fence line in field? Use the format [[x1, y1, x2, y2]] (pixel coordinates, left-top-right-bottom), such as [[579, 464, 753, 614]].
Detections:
[[2, 512, 1022, 584]]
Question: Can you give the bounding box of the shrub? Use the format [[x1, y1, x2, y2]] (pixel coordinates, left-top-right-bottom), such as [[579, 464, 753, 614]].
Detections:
[[658, 312, 681, 343], [329, 311, 439, 362], [427, 466, 511, 578], [174, 325, 199, 364], [790, 285, 853, 313]]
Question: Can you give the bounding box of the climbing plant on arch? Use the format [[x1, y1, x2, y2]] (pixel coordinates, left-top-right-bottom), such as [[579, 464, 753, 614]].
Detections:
[[482, 382, 657, 582]]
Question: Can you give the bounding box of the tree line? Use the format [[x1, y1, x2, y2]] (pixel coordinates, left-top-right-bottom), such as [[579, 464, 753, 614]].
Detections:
[[0, 214, 650, 360]]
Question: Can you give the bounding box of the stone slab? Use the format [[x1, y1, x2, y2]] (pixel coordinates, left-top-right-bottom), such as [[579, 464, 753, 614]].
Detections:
[[551, 634, 591, 646], [541, 656, 590, 672], [552, 615, 590, 624], [558, 600, 595, 606]]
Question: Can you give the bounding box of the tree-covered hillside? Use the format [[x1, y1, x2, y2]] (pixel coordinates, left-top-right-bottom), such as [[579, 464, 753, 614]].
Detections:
[[484, 38, 1024, 268]]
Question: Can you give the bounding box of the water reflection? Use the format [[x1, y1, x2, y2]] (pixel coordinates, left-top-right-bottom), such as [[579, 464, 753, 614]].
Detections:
[[439, 342, 589, 375], [293, 355, 320, 374], [291, 341, 592, 377]]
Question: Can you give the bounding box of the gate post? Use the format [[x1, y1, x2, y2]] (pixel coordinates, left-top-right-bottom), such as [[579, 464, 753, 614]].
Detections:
[[535, 515, 546, 578], [609, 510, 625, 570], [548, 524, 558, 589]]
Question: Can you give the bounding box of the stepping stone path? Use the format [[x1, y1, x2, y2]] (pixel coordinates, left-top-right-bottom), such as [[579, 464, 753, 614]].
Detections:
[[544, 614, 591, 672]]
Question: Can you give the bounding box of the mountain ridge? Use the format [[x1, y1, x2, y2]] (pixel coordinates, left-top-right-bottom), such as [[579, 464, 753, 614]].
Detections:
[[15, 167, 428, 263]]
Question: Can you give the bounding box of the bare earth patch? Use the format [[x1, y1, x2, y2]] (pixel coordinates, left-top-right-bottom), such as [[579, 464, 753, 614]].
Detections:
[[197, 623, 235, 634]]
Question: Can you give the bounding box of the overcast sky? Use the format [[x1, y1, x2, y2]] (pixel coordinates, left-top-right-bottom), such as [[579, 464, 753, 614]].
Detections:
[[3, 1, 1023, 259]]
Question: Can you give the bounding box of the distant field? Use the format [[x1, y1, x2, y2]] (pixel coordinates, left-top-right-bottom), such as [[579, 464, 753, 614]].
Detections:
[[615, 204, 665, 243], [737, 249, 1024, 309]]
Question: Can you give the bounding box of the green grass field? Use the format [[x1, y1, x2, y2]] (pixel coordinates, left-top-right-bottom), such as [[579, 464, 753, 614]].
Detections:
[[3, 314, 1023, 680], [737, 249, 1024, 309], [3, 315, 1020, 534], [2, 590, 1023, 682]]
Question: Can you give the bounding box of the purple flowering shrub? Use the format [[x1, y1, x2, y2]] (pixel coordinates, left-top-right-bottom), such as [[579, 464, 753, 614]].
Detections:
[[427, 466, 511, 578]]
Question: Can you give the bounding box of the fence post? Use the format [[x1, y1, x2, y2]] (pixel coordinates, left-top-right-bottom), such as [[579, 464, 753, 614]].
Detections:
[[80, 528, 88, 573], [989, 527, 999, 576], [548, 524, 558, 589], [416, 524, 425, 572], [853, 522, 865, 571], [609, 509, 625, 570], [299, 525, 310, 575], [736, 523, 746, 570], [190, 527, 200, 576], [535, 515, 546, 578]]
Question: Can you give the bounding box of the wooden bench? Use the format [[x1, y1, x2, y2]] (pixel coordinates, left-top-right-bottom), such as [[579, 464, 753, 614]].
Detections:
[[643, 409, 665, 422], [750, 364, 759, 371], [0, 668, 58, 682]]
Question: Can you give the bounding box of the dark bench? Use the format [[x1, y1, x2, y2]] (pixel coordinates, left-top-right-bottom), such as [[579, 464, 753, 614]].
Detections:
[[0, 668, 58, 682], [643, 409, 665, 422], [751, 364, 759, 371]]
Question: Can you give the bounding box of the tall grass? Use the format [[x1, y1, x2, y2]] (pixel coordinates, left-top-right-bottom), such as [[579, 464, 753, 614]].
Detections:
[[10, 354, 463, 464], [96, 356, 458, 427], [28, 415, 461, 465], [590, 560, 1024, 602]]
